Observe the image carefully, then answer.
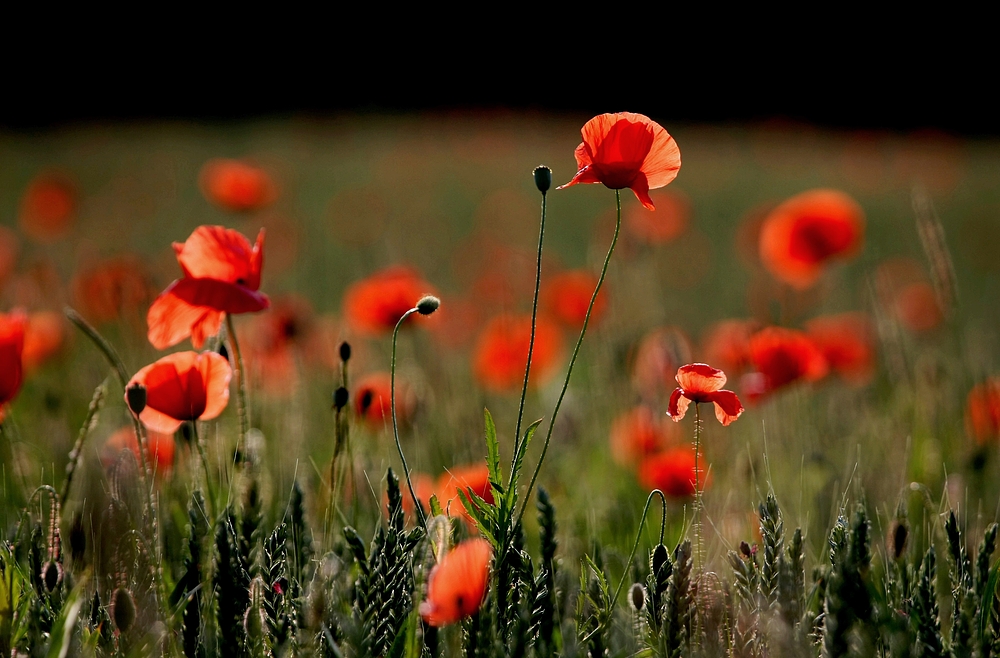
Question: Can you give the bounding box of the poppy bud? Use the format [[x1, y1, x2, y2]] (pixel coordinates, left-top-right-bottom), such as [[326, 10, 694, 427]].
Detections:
[[889, 520, 908, 560], [179, 422, 194, 445], [218, 343, 229, 361], [533, 166, 552, 194], [630, 583, 645, 611], [416, 295, 440, 316], [112, 586, 136, 632], [739, 541, 752, 558], [339, 341, 351, 362], [125, 383, 146, 415], [333, 386, 349, 410], [42, 560, 62, 592]]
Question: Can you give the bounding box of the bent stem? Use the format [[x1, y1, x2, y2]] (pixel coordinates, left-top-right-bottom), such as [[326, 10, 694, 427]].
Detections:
[[392, 307, 426, 530], [611, 489, 667, 610], [225, 314, 249, 460], [510, 186, 547, 474], [192, 422, 217, 518], [515, 189, 621, 530]]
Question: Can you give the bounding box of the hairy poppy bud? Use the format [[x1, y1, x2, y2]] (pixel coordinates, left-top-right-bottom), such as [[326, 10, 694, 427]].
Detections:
[[739, 541, 752, 558], [112, 587, 136, 632], [416, 295, 440, 316], [630, 583, 645, 611], [125, 383, 146, 415], [533, 166, 552, 193], [889, 520, 908, 560], [42, 561, 62, 592], [333, 386, 349, 410], [339, 341, 351, 362]]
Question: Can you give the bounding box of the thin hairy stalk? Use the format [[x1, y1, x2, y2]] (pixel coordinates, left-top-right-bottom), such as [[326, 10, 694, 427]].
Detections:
[[515, 189, 621, 530], [392, 307, 426, 529], [694, 403, 704, 570], [60, 378, 108, 502], [192, 422, 217, 518], [511, 188, 547, 473], [612, 489, 668, 609], [225, 314, 249, 455]]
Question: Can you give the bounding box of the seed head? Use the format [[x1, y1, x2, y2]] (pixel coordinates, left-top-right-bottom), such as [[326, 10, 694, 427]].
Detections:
[[630, 583, 645, 611], [533, 166, 552, 194], [339, 341, 351, 362], [333, 386, 349, 410]]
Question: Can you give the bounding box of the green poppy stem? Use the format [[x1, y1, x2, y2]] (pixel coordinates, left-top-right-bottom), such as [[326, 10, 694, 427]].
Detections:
[[225, 314, 249, 459], [392, 307, 426, 530]]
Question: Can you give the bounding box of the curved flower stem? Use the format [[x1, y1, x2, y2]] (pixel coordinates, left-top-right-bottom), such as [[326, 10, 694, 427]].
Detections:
[[611, 489, 667, 612], [514, 190, 621, 531], [392, 307, 426, 530], [192, 422, 217, 519], [225, 313, 249, 459], [510, 187, 547, 475], [693, 403, 704, 571]]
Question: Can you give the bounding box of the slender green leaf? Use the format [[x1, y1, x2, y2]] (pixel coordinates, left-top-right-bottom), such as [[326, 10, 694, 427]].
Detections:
[[485, 408, 502, 487], [978, 557, 1000, 643]]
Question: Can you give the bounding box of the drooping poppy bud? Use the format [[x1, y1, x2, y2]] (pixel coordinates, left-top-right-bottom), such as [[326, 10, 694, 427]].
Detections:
[[417, 295, 440, 316], [112, 586, 136, 632]]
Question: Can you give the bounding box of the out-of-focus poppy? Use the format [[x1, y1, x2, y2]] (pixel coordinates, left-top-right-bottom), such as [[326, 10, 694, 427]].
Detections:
[[199, 159, 277, 212], [387, 472, 435, 521], [22, 311, 66, 372], [609, 406, 678, 466], [0, 226, 19, 289], [805, 313, 875, 385], [126, 351, 232, 434], [558, 112, 682, 210], [630, 326, 694, 399], [638, 448, 708, 498], [19, 172, 77, 243], [472, 315, 564, 392], [0, 311, 26, 420], [353, 372, 415, 429], [758, 189, 865, 289], [242, 295, 316, 396], [745, 327, 828, 400], [436, 464, 495, 523], [701, 319, 759, 376], [71, 256, 155, 325], [419, 538, 492, 627], [666, 364, 744, 426], [894, 282, 943, 333], [343, 266, 436, 336], [966, 379, 1000, 445], [103, 427, 176, 476], [542, 270, 607, 328], [147, 226, 269, 350], [625, 190, 689, 244]]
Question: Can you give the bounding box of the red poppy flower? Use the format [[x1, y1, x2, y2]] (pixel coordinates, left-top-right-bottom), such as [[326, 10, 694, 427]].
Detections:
[[22, 311, 66, 372], [758, 189, 865, 289], [436, 464, 495, 523], [71, 256, 155, 325], [126, 351, 232, 434], [805, 313, 875, 385], [147, 226, 269, 350], [472, 315, 564, 392], [625, 190, 690, 244], [353, 372, 415, 429], [0, 311, 26, 419], [199, 159, 277, 212], [609, 406, 677, 466], [745, 327, 828, 400], [343, 266, 436, 336], [542, 270, 607, 328], [638, 448, 709, 498], [103, 427, 176, 476], [966, 379, 1000, 445], [666, 364, 744, 426], [0, 226, 19, 289], [558, 113, 681, 210], [386, 472, 435, 521], [419, 538, 492, 627], [19, 172, 77, 243], [701, 319, 759, 377], [241, 295, 318, 396], [894, 282, 943, 333]]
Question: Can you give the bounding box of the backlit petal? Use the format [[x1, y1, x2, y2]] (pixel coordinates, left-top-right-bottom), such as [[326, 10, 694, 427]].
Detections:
[[169, 277, 270, 315], [556, 165, 602, 190], [676, 364, 727, 394], [198, 352, 232, 420], [175, 226, 256, 285], [630, 174, 655, 210], [147, 285, 224, 350], [667, 387, 689, 421], [641, 124, 682, 190], [707, 390, 744, 426]]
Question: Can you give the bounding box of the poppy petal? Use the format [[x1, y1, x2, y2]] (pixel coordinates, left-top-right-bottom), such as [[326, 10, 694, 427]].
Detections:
[[707, 390, 744, 426], [667, 387, 689, 421], [556, 164, 603, 190], [641, 124, 682, 190], [169, 277, 271, 315], [175, 226, 257, 284], [147, 285, 225, 350], [572, 141, 593, 170], [199, 352, 232, 420], [630, 174, 656, 211], [676, 364, 727, 395]]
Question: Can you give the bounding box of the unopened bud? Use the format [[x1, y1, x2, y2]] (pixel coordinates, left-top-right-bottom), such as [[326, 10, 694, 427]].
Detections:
[[739, 541, 752, 558], [533, 166, 552, 193], [112, 587, 136, 632], [889, 521, 909, 560], [42, 561, 62, 592], [333, 387, 349, 410], [630, 583, 645, 611], [416, 295, 440, 316], [125, 383, 146, 415], [218, 343, 229, 361], [339, 341, 351, 362]]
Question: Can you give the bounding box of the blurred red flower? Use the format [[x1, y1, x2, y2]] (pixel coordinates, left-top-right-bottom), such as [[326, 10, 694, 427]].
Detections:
[[22, 311, 66, 372], [638, 448, 708, 498], [701, 319, 759, 376], [472, 315, 564, 392], [199, 159, 277, 212], [436, 463, 495, 523], [147, 226, 269, 350], [610, 406, 677, 466], [353, 372, 415, 429], [745, 327, 828, 400], [759, 189, 865, 289], [630, 326, 693, 399], [0, 226, 19, 289], [126, 351, 232, 434], [894, 282, 943, 333], [19, 172, 77, 243], [343, 266, 436, 336], [667, 364, 744, 426], [558, 112, 681, 210], [966, 379, 1000, 445], [104, 427, 176, 476], [542, 270, 607, 328], [805, 313, 875, 385], [419, 538, 492, 627], [241, 296, 317, 396], [389, 472, 435, 521], [0, 311, 26, 419], [71, 256, 155, 325], [625, 190, 690, 244]]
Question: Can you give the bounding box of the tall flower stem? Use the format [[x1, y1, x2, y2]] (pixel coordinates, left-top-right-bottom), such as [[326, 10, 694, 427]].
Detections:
[[510, 184, 547, 474], [693, 403, 704, 570], [392, 307, 426, 530], [192, 421, 217, 518], [515, 189, 621, 530], [225, 314, 249, 458], [611, 489, 667, 608]]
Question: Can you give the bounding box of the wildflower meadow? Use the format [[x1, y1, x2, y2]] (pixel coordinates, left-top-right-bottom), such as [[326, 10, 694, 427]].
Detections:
[[0, 111, 999, 657]]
